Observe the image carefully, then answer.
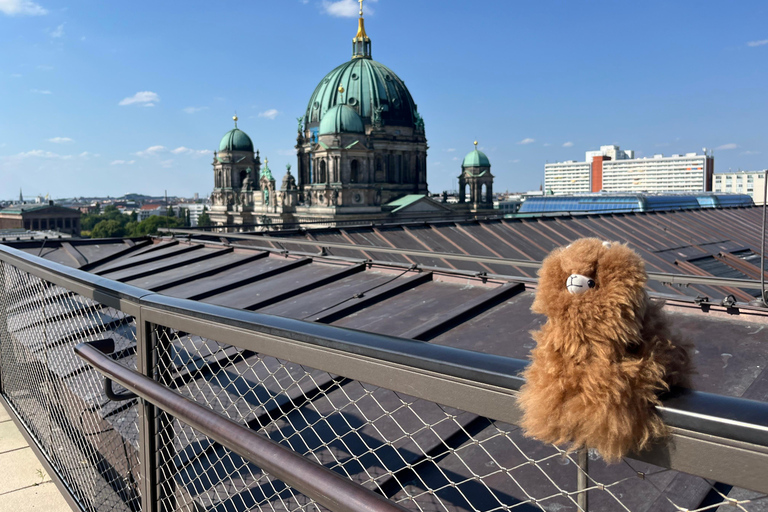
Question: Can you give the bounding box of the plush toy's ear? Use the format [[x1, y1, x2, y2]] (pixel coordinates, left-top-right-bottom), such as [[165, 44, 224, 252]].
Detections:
[[602, 241, 612, 248], [532, 247, 570, 316]]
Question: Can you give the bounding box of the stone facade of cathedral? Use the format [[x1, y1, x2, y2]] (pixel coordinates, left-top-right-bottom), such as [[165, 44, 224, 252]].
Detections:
[[210, 6, 494, 229]]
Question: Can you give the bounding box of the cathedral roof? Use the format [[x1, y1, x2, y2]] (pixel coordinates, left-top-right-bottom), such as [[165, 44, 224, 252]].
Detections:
[[319, 105, 365, 135], [305, 59, 418, 130], [219, 127, 254, 153], [462, 149, 491, 168]]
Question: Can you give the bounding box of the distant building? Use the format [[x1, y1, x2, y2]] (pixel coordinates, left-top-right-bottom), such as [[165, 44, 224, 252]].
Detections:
[[713, 170, 767, 205], [177, 203, 207, 227], [0, 203, 81, 235], [545, 145, 714, 195], [517, 192, 752, 215], [137, 204, 164, 221]]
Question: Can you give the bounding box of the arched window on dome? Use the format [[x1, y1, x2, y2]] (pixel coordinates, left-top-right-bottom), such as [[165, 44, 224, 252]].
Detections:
[[350, 160, 359, 183], [464, 184, 470, 204]]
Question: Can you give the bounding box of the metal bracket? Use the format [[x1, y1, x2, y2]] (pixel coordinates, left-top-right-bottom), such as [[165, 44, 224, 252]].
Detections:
[[82, 338, 138, 402]]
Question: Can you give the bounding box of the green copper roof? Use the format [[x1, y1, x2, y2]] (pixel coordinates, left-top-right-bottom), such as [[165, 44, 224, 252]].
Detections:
[[305, 58, 418, 129], [386, 194, 427, 212], [218, 128, 254, 153], [462, 149, 491, 168], [319, 105, 364, 135]]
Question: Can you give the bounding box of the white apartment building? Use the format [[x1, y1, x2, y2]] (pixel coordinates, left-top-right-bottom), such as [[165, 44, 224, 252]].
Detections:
[[543, 160, 592, 195], [545, 145, 714, 195], [713, 171, 766, 205], [177, 203, 208, 227]]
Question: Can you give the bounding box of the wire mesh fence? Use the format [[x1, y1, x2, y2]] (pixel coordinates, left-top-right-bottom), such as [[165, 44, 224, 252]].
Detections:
[[150, 327, 768, 512], [1, 256, 768, 512], [0, 261, 142, 512]]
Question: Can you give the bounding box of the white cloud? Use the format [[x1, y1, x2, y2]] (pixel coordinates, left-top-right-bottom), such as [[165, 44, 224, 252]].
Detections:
[[135, 145, 166, 156], [183, 106, 208, 114], [110, 160, 135, 166], [716, 143, 738, 150], [446, 148, 456, 153], [50, 22, 64, 38], [322, 0, 376, 17], [48, 137, 73, 144], [0, 0, 48, 16], [160, 159, 174, 168], [518, 138, 535, 145], [171, 146, 210, 156], [30, 88, 51, 94], [562, 141, 574, 148], [543, 143, 552, 147], [258, 108, 280, 120], [747, 39, 768, 47], [3, 150, 71, 160], [512, 159, 521, 163], [741, 150, 761, 155], [79, 151, 99, 159], [119, 91, 160, 106]]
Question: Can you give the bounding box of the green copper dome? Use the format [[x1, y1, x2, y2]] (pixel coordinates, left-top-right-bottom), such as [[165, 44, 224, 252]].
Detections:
[[319, 105, 365, 135], [219, 128, 254, 153], [462, 149, 491, 168], [305, 58, 418, 129]]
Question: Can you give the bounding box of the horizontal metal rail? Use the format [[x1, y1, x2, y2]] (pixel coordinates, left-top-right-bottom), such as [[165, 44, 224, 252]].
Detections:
[[3, 243, 768, 494], [74, 342, 409, 512], [170, 229, 768, 291]]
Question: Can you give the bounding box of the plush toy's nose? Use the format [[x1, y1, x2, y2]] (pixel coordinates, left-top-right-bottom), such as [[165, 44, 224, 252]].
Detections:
[[566, 274, 595, 295]]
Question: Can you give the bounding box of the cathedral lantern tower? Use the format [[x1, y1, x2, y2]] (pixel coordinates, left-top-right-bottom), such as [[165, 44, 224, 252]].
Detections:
[[297, 0, 428, 215], [458, 142, 495, 210]]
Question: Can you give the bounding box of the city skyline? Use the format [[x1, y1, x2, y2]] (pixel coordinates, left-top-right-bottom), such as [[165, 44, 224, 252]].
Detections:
[[1, 0, 767, 199]]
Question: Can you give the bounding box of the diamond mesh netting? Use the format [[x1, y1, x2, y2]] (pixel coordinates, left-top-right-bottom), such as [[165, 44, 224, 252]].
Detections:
[[1, 259, 767, 512]]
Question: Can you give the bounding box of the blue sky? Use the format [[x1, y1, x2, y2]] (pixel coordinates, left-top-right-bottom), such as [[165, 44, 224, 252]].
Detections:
[[1, 0, 767, 199]]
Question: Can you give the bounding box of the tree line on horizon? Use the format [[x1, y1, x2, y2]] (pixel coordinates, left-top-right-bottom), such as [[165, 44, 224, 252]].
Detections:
[[81, 204, 211, 239]]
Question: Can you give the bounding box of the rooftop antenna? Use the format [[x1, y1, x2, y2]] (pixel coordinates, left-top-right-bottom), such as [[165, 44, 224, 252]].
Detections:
[[761, 169, 768, 307]]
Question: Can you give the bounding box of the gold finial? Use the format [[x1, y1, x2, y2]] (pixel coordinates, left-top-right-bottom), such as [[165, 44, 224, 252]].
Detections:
[[264, 158, 268, 166], [474, 141, 478, 148], [233, 115, 238, 128], [338, 86, 345, 94], [359, 0, 364, 17]]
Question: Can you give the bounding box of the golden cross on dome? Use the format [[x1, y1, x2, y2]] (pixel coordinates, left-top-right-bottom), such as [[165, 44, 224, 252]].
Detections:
[[359, 0, 364, 17]]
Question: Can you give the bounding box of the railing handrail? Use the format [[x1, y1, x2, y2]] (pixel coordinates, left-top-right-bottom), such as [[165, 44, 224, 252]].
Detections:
[[3, 242, 768, 494], [74, 342, 409, 512]]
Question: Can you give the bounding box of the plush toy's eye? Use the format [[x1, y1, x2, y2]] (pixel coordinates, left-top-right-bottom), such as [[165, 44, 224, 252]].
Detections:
[[588, 279, 595, 288]]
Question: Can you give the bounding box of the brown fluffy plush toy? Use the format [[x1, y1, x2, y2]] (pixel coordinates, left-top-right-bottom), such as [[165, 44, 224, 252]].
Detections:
[[518, 238, 692, 462]]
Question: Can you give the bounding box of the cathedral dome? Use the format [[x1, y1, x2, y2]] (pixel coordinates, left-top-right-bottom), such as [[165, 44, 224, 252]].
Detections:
[[305, 58, 418, 130], [219, 128, 254, 153], [462, 149, 491, 168], [319, 105, 365, 135]]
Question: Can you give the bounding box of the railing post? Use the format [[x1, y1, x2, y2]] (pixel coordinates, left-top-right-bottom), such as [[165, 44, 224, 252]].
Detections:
[[136, 317, 158, 512], [577, 448, 589, 511]]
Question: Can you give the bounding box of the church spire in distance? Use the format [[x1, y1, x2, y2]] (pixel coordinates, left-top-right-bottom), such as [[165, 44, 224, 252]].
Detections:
[[352, 0, 372, 59]]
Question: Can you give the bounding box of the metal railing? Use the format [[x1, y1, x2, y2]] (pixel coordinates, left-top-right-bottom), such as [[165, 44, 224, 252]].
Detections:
[[1, 242, 768, 512]]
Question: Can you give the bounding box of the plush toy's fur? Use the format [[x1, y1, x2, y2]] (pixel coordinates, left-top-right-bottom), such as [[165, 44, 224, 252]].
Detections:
[[519, 238, 692, 462]]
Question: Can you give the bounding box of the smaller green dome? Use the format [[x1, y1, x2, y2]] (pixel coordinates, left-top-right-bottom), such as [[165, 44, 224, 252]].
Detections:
[[219, 128, 254, 153], [319, 105, 364, 136], [462, 149, 491, 168]]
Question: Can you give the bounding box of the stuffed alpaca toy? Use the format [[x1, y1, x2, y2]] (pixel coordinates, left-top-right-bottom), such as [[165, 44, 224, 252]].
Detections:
[[518, 238, 692, 462]]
